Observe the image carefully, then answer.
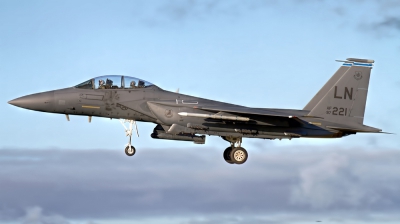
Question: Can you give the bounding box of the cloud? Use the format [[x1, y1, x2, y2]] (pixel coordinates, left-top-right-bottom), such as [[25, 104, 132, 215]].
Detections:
[[141, 0, 279, 26], [375, 17, 400, 31], [369, 17, 400, 36], [290, 152, 385, 208], [0, 146, 400, 223], [181, 216, 285, 224], [157, 0, 222, 21], [20, 206, 69, 224], [343, 1, 400, 36], [291, 152, 350, 208], [142, 0, 400, 38]]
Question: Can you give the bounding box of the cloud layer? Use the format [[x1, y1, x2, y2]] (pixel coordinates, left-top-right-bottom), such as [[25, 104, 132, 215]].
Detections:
[[1, 146, 400, 223], [144, 0, 400, 37]]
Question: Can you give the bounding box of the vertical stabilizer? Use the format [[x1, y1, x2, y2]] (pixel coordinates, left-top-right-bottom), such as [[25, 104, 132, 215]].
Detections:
[[304, 65, 352, 110], [307, 58, 374, 125]]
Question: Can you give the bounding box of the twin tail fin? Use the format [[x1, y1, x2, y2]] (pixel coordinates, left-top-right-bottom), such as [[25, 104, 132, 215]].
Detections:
[[304, 58, 375, 126]]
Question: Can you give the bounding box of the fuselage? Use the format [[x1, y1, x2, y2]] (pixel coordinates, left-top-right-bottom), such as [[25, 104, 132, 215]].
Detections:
[[9, 84, 344, 140]]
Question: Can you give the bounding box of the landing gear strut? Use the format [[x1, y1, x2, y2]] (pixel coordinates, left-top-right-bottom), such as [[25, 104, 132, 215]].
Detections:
[[222, 136, 248, 164], [120, 119, 139, 156]]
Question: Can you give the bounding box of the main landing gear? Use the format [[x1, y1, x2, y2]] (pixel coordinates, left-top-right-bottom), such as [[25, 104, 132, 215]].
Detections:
[[120, 119, 139, 156], [222, 136, 248, 165]]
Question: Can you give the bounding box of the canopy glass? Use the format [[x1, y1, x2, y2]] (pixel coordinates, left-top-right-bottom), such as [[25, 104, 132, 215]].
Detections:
[[75, 75, 154, 89]]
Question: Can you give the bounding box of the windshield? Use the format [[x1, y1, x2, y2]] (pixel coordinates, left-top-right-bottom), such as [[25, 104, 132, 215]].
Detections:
[[75, 79, 93, 89], [75, 75, 154, 89]]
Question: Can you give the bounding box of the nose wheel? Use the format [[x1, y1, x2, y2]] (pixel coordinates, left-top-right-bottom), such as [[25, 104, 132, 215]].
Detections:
[[125, 145, 136, 156], [120, 119, 139, 157]]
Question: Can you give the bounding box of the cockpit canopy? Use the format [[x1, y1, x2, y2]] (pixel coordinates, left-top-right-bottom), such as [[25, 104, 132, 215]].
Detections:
[[74, 75, 154, 89]]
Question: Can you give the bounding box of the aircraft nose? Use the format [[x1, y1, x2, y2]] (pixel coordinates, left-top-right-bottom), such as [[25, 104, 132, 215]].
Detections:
[[8, 99, 17, 106], [8, 91, 55, 112]]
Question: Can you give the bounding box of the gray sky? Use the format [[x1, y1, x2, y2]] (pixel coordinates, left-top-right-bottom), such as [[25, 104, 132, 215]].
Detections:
[[1, 146, 400, 224], [1, 0, 400, 223]]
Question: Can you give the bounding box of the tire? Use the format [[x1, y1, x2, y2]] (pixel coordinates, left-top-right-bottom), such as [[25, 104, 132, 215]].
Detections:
[[223, 147, 234, 164], [230, 147, 248, 164], [125, 146, 136, 156]]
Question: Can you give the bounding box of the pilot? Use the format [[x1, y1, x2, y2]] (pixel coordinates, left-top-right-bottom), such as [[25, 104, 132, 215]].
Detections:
[[98, 79, 105, 89], [130, 81, 136, 88]]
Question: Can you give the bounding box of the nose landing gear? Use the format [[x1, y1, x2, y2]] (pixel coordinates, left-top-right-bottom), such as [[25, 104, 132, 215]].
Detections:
[[125, 145, 136, 156], [120, 119, 139, 156], [222, 136, 248, 164]]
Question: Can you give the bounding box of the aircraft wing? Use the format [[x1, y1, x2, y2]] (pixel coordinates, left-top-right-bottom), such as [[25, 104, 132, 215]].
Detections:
[[197, 105, 308, 118], [145, 100, 302, 118]]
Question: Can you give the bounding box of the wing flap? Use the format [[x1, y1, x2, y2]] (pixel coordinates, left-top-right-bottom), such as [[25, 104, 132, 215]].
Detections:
[[326, 125, 383, 133]]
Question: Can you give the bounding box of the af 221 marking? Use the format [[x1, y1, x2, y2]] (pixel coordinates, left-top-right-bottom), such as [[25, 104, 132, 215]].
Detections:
[[326, 106, 348, 116]]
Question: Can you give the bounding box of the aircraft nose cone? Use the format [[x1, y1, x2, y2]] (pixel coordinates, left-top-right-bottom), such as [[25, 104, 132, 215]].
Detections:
[[8, 91, 55, 112], [8, 98, 33, 107], [8, 99, 18, 106]]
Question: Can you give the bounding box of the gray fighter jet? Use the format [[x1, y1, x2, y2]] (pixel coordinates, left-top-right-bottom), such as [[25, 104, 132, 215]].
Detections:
[[8, 58, 384, 164]]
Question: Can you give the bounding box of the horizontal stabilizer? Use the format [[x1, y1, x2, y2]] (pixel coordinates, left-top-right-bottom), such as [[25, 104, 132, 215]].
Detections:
[[326, 124, 382, 133]]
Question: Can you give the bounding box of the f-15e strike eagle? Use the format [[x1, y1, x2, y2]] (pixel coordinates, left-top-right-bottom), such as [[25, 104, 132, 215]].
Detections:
[[8, 58, 384, 164]]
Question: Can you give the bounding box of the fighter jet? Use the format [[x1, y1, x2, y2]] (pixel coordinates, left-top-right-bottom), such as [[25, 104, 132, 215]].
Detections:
[[8, 58, 384, 164]]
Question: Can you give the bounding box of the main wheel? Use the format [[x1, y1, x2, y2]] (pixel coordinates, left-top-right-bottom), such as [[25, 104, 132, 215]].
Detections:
[[125, 145, 136, 156], [223, 147, 234, 164], [230, 147, 248, 164]]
